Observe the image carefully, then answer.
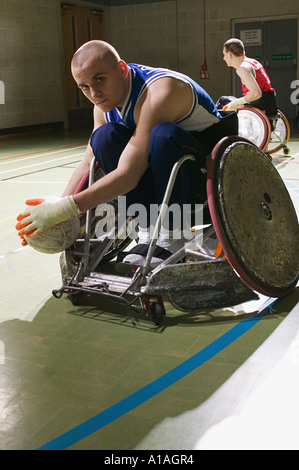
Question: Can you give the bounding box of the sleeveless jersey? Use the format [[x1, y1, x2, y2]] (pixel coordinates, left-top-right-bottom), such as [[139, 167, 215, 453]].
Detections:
[[104, 63, 221, 132], [241, 58, 275, 94]]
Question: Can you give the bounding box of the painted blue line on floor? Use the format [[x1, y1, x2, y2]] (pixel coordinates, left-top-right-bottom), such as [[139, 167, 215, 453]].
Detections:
[[36, 298, 278, 450], [285, 181, 299, 193]]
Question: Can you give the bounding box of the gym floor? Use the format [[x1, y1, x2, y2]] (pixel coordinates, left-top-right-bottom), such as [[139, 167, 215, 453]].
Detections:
[[0, 126, 299, 451]]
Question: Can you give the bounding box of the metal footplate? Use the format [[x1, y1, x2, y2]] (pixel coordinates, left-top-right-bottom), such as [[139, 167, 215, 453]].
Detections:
[[56, 255, 257, 314]]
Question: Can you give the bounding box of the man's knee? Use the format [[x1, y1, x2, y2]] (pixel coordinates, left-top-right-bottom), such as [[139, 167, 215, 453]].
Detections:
[[149, 122, 197, 162], [91, 122, 132, 152], [90, 123, 134, 173], [150, 122, 179, 149]]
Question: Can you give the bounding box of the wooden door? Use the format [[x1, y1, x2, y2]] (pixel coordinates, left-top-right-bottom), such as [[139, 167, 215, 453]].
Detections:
[[61, 4, 104, 128]]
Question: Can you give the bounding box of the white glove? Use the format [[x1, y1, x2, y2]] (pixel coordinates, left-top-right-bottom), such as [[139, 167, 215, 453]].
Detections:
[[15, 196, 81, 238], [225, 96, 248, 110]]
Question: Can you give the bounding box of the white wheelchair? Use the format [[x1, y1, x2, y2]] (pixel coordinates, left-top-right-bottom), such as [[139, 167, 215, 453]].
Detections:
[[236, 106, 290, 156]]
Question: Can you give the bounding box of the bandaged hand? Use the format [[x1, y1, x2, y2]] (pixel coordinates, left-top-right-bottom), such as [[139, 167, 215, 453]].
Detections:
[[225, 96, 248, 111], [15, 196, 81, 239]]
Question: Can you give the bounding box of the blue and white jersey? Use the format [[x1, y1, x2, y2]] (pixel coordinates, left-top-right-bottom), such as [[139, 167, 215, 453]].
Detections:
[[104, 63, 221, 132]]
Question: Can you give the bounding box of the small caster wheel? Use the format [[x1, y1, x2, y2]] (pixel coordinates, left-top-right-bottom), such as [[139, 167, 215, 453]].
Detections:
[[283, 145, 290, 155], [52, 289, 63, 299], [150, 302, 165, 325]]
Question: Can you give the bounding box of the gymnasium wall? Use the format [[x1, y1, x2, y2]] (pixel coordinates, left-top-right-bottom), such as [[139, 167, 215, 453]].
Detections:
[[0, 0, 66, 133], [106, 0, 299, 106], [0, 0, 298, 133]]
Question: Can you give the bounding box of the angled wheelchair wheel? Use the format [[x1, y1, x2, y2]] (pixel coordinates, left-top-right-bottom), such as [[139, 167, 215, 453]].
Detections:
[[207, 136, 299, 297], [266, 110, 291, 155], [237, 106, 271, 152]]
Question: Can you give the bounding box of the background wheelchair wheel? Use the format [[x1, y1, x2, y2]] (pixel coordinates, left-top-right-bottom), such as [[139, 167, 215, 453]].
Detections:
[[207, 137, 299, 297], [266, 110, 290, 155], [237, 106, 271, 152]]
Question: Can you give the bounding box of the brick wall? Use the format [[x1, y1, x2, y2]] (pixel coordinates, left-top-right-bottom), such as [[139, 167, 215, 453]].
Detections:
[[0, 0, 299, 132], [0, 0, 64, 131], [106, 0, 299, 103]]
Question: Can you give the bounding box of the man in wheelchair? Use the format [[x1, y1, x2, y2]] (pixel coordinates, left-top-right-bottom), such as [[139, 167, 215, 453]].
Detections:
[[218, 38, 278, 127], [16, 40, 237, 266]]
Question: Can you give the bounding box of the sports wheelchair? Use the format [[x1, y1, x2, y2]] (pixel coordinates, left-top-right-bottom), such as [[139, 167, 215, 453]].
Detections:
[[235, 106, 290, 156], [53, 135, 299, 325]]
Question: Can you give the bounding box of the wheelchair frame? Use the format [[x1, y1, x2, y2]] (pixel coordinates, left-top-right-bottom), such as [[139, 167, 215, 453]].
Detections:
[[53, 136, 299, 325]]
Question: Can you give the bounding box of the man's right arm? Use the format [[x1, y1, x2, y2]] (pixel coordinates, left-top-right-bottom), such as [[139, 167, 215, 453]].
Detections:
[[61, 142, 94, 197], [237, 63, 262, 102], [61, 106, 105, 198]]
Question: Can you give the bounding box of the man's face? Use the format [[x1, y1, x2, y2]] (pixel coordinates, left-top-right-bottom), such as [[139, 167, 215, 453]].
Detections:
[[72, 55, 129, 112]]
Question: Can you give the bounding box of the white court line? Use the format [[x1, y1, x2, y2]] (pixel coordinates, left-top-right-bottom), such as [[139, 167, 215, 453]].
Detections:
[[0, 145, 86, 166], [0, 180, 70, 184], [0, 152, 84, 176], [273, 151, 299, 171]]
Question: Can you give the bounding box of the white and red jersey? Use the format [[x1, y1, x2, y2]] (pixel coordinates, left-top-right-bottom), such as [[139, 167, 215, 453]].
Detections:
[[241, 58, 275, 94]]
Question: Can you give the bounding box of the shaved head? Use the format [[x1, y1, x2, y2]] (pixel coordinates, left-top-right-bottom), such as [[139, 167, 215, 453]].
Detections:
[[71, 40, 121, 71], [223, 38, 245, 57], [70, 40, 130, 112]]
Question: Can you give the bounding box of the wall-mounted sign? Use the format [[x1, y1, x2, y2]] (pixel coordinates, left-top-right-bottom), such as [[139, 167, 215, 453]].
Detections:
[[271, 54, 293, 60], [240, 29, 262, 46]]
